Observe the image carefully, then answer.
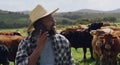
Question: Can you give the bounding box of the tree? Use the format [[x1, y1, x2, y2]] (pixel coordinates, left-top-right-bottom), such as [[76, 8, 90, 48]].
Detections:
[[103, 16, 116, 23]]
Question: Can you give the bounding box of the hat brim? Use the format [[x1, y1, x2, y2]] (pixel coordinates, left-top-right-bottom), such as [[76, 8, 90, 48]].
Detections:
[[27, 8, 59, 33]]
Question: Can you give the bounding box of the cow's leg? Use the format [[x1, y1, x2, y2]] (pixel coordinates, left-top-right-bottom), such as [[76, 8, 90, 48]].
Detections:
[[112, 58, 117, 65], [75, 48, 78, 52], [83, 47, 86, 59], [100, 56, 106, 65], [89, 47, 94, 60], [2, 62, 9, 65], [94, 51, 100, 65], [118, 60, 120, 65]]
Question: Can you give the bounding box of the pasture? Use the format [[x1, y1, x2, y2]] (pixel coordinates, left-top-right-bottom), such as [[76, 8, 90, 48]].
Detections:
[[1, 24, 120, 65]]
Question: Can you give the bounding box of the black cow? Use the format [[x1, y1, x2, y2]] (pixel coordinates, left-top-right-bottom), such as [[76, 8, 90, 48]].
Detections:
[[0, 44, 9, 65], [61, 22, 104, 60]]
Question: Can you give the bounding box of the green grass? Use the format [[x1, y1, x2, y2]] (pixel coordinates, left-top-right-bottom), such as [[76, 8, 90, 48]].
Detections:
[[72, 48, 96, 65], [10, 62, 14, 65], [9, 48, 96, 65]]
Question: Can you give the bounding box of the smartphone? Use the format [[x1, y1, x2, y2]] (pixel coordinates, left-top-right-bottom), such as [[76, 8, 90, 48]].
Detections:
[[31, 23, 47, 37]]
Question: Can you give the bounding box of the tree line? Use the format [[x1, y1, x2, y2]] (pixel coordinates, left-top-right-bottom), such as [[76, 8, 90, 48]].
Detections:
[[0, 10, 119, 29]]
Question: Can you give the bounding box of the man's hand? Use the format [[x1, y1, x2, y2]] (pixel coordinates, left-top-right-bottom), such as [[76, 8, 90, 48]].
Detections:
[[29, 30, 49, 65], [36, 30, 49, 50]]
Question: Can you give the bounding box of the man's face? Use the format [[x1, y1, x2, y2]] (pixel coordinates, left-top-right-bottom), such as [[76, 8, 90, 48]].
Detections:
[[42, 14, 56, 31]]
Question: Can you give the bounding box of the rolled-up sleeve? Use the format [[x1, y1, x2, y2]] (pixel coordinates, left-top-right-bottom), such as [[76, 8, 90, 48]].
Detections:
[[15, 39, 29, 65]]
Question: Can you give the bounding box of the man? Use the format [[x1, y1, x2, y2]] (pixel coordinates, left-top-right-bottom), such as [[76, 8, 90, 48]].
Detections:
[[15, 5, 75, 65]]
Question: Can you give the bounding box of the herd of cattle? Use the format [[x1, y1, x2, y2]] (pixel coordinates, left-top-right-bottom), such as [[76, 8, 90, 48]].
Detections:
[[0, 22, 120, 65], [60, 22, 120, 65]]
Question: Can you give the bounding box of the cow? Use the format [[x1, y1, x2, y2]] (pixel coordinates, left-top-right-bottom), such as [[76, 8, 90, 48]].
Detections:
[[0, 44, 9, 65], [90, 29, 108, 64], [60, 22, 107, 60], [98, 33, 120, 65], [0, 32, 25, 63], [0, 31, 22, 36], [92, 30, 120, 65]]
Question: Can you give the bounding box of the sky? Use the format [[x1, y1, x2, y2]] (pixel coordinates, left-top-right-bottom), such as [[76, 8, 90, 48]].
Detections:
[[0, 0, 120, 12]]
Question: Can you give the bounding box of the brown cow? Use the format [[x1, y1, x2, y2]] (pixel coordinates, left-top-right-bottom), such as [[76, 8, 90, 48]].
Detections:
[[93, 31, 120, 65], [90, 27, 115, 64], [0, 32, 25, 63], [98, 33, 119, 65], [0, 32, 22, 36], [90, 29, 107, 64]]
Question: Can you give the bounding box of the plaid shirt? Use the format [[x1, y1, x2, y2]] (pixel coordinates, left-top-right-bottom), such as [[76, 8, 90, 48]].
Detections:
[[15, 33, 75, 65]]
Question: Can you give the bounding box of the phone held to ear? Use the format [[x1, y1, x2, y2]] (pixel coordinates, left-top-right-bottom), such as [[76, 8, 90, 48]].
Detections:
[[31, 23, 47, 37]]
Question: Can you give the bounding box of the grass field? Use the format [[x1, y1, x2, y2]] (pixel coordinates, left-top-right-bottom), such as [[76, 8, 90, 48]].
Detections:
[[8, 48, 96, 65], [8, 48, 120, 65], [72, 48, 96, 65]]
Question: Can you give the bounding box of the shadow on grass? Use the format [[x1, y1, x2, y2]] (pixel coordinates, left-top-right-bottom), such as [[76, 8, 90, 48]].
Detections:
[[75, 58, 96, 65], [80, 58, 94, 62]]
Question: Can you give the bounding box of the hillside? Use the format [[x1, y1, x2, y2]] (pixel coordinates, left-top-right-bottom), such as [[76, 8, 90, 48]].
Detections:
[[53, 8, 120, 25], [0, 10, 29, 28], [0, 8, 120, 28], [54, 8, 120, 20]]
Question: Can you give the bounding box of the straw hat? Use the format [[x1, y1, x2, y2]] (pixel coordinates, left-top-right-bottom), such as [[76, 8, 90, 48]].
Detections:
[[27, 5, 59, 32]]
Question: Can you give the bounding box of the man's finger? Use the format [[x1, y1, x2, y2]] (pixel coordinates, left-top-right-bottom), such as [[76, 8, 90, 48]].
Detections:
[[37, 30, 42, 38]]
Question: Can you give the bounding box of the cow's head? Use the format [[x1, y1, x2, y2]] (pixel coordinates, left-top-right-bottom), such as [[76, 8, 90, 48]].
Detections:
[[98, 34, 117, 50], [88, 22, 103, 31]]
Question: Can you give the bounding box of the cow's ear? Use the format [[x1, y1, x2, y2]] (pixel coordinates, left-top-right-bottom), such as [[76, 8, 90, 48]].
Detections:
[[90, 30, 96, 35], [111, 35, 117, 39], [111, 32, 120, 38], [113, 36, 117, 38], [99, 36, 104, 39], [111, 35, 117, 45]]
